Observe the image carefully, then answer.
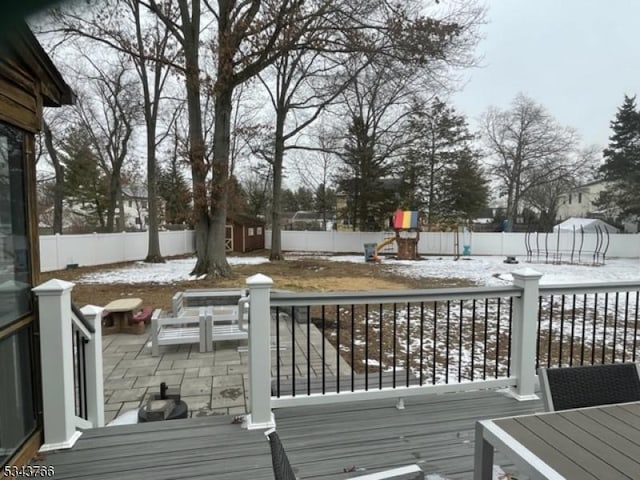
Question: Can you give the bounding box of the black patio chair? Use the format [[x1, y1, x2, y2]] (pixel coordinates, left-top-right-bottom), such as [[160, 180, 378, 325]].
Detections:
[[538, 362, 640, 412], [265, 429, 424, 480]]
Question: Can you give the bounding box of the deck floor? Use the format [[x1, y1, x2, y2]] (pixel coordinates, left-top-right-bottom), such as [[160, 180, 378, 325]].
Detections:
[[33, 389, 542, 479]]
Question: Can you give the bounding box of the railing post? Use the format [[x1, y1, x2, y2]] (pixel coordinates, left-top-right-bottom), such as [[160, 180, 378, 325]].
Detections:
[[245, 273, 275, 430], [80, 305, 105, 428], [32, 279, 81, 451], [510, 268, 542, 400]]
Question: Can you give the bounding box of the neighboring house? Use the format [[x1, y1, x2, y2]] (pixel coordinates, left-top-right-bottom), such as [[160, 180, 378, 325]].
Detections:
[[121, 185, 150, 230], [557, 180, 608, 221], [0, 22, 74, 467], [290, 211, 334, 231]]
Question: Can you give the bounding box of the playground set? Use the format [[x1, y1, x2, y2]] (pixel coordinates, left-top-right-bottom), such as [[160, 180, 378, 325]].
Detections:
[[364, 210, 420, 262], [524, 225, 610, 266]]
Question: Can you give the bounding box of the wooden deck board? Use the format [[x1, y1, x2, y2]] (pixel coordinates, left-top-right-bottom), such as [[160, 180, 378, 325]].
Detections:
[[31, 389, 543, 479]]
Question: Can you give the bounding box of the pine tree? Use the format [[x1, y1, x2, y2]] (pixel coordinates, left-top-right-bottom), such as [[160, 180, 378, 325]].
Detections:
[[598, 95, 640, 217], [443, 150, 489, 222], [400, 99, 477, 223], [157, 163, 192, 225]]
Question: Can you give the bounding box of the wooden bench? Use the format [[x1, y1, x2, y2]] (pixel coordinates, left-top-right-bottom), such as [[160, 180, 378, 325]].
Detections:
[[150, 307, 207, 357]]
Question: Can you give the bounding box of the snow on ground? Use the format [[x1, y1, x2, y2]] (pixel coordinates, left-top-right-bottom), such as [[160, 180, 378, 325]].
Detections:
[[308, 254, 640, 286], [79, 256, 270, 284], [78, 253, 640, 286]]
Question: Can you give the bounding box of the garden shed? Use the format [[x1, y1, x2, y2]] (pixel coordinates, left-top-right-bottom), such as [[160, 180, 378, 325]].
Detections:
[[225, 214, 265, 253]]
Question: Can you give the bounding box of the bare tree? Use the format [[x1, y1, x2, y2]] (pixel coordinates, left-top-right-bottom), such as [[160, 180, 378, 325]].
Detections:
[[73, 54, 142, 232], [481, 93, 580, 230]]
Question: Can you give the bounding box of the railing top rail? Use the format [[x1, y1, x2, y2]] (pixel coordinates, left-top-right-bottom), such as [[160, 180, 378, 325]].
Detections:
[[540, 281, 640, 296], [71, 302, 95, 336], [270, 285, 521, 307]]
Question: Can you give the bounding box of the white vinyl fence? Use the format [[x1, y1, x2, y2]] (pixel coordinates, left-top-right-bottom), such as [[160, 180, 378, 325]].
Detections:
[[265, 230, 640, 259], [39, 230, 195, 272]]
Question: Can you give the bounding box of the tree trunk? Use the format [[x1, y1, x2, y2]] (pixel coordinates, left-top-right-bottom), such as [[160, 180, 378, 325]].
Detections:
[[199, 89, 233, 278], [43, 121, 64, 234], [145, 116, 164, 262], [270, 113, 286, 261], [106, 172, 120, 232]]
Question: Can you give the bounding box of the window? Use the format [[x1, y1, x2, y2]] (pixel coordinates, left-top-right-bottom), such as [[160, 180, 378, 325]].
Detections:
[[248, 227, 254, 236], [128, 200, 132, 207], [142, 200, 148, 209], [0, 123, 32, 329], [257, 227, 262, 235], [568, 194, 572, 204], [578, 193, 582, 203]]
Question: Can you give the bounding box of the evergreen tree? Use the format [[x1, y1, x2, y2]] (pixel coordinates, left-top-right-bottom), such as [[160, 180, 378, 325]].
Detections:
[[61, 125, 109, 228], [314, 183, 337, 230], [157, 163, 192, 225], [442, 150, 489, 222], [400, 99, 477, 223], [598, 95, 640, 217]]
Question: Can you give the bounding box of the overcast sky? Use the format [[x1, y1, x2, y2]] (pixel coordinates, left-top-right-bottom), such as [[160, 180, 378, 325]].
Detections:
[[453, 0, 640, 149]]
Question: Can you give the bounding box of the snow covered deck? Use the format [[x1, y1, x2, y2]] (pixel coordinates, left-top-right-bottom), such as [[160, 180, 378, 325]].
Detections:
[[31, 389, 542, 479]]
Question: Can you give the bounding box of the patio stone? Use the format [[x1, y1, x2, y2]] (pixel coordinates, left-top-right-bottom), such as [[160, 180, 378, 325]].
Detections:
[[134, 374, 183, 389], [105, 378, 136, 390], [122, 351, 139, 359], [157, 359, 174, 370], [104, 402, 122, 412], [198, 366, 228, 377], [173, 358, 213, 369], [181, 378, 212, 397], [212, 375, 243, 388], [116, 344, 146, 353], [228, 406, 247, 415], [159, 352, 190, 360], [184, 367, 200, 378], [155, 368, 184, 377], [180, 396, 211, 411], [123, 357, 160, 368], [106, 369, 128, 380], [124, 366, 158, 377], [210, 386, 245, 409], [227, 364, 248, 375], [109, 388, 148, 403], [104, 410, 118, 424]]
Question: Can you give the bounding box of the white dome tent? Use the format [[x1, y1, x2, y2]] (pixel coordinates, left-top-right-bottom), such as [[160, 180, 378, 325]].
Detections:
[[553, 217, 619, 233]]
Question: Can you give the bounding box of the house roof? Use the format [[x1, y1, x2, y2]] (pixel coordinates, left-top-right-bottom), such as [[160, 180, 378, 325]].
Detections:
[[1, 21, 74, 106], [228, 213, 265, 226]]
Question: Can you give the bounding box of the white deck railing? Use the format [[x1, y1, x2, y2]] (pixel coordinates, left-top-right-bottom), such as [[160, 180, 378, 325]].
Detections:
[[244, 270, 640, 429], [33, 279, 104, 451]]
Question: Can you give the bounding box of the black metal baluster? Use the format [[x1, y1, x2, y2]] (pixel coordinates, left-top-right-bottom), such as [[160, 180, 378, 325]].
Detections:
[[432, 302, 438, 385], [336, 304, 340, 393], [495, 298, 501, 378], [445, 301, 451, 384], [471, 299, 476, 382], [547, 295, 554, 368], [569, 295, 576, 367], [351, 305, 355, 392], [306, 306, 311, 395], [419, 302, 425, 386], [580, 294, 587, 365], [602, 293, 609, 365], [365, 304, 369, 391], [276, 307, 281, 397], [74, 329, 81, 417], [536, 296, 542, 369], [291, 306, 296, 397], [612, 293, 619, 363], [321, 305, 326, 395], [591, 293, 598, 365], [393, 303, 397, 388], [507, 298, 513, 377], [559, 295, 565, 366], [379, 303, 383, 389], [81, 336, 88, 419], [483, 298, 488, 380], [458, 300, 464, 383], [406, 302, 411, 388], [633, 292, 639, 362], [623, 292, 630, 363]]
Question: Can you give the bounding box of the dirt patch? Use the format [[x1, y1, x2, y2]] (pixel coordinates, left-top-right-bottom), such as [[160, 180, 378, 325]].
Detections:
[[40, 254, 475, 311]]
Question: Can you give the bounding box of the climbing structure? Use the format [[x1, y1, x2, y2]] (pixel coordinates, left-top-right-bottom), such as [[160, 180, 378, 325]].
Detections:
[[365, 210, 421, 262]]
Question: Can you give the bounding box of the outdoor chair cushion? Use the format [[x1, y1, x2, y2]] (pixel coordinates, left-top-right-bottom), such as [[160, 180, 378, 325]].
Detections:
[[538, 363, 640, 411]]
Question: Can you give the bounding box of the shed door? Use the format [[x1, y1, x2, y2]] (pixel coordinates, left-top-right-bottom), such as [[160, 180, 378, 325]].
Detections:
[[225, 225, 233, 252]]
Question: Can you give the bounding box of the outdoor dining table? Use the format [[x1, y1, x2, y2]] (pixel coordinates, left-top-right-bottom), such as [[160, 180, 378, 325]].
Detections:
[[474, 401, 640, 479], [103, 297, 143, 334]]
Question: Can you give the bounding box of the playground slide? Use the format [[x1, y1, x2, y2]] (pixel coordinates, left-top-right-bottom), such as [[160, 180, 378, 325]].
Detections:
[[375, 236, 396, 256]]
